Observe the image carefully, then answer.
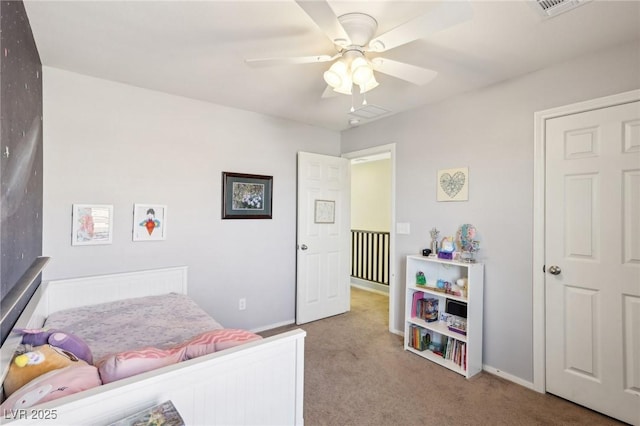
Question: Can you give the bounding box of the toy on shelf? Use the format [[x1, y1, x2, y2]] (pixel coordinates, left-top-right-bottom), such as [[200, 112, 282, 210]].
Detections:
[[416, 271, 427, 285], [456, 224, 480, 263], [456, 278, 468, 298], [437, 237, 455, 260], [429, 228, 440, 256]]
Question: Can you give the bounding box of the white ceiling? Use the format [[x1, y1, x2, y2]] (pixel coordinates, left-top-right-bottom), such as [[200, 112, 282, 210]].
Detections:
[[23, 0, 640, 131]]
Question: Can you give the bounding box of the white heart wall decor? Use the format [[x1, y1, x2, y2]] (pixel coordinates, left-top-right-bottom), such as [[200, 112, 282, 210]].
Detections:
[[436, 167, 469, 202], [440, 171, 466, 198]]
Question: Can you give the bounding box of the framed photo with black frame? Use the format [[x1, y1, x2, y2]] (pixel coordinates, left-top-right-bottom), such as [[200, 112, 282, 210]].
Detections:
[[221, 172, 273, 219]]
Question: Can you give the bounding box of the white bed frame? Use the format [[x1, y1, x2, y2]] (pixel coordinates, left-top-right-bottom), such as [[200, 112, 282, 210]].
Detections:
[[0, 266, 306, 425]]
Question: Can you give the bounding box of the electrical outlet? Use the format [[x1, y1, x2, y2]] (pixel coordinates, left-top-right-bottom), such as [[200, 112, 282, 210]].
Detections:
[[238, 298, 246, 311]]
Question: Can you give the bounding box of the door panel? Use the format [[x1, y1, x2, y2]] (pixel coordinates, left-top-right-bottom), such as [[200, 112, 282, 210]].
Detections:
[[564, 174, 598, 259], [624, 295, 640, 394], [296, 152, 350, 324], [545, 100, 640, 425]]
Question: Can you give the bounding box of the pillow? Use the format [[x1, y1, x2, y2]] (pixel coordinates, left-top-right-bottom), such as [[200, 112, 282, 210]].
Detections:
[[4, 345, 87, 397], [0, 365, 101, 411], [96, 346, 186, 384], [96, 329, 262, 384], [182, 328, 262, 359], [13, 328, 93, 364]]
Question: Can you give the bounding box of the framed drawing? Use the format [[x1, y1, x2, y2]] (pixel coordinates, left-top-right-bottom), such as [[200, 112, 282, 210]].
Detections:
[[109, 400, 184, 426], [222, 172, 273, 219], [71, 204, 113, 245], [133, 204, 167, 241], [314, 199, 335, 223], [437, 167, 469, 202]]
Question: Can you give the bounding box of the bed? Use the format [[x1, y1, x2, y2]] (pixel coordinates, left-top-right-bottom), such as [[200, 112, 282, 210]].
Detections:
[[0, 263, 306, 425]]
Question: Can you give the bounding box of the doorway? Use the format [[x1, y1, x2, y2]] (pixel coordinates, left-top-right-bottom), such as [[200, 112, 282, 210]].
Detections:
[[343, 143, 397, 334], [533, 90, 640, 424]]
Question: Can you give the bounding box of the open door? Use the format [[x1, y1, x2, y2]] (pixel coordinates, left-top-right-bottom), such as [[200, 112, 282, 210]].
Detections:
[[296, 152, 350, 324]]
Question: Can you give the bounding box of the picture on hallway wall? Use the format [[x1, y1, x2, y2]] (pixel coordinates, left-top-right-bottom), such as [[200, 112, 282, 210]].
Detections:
[[222, 172, 273, 219], [437, 167, 469, 202], [133, 204, 167, 241], [71, 204, 114, 246]]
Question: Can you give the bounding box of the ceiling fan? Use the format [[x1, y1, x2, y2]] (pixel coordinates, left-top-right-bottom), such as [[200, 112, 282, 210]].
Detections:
[[245, 0, 473, 98]]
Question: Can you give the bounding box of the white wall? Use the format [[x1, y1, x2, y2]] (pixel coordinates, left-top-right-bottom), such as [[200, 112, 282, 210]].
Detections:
[[42, 67, 340, 331], [340, 41, 640, 384], [351, 159, 391, 232]]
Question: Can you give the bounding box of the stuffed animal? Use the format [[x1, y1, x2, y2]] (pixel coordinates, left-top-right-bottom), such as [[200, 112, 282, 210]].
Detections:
[[13, 328, 93, 364], [4, 345, 88, 397], [456, 278, 468, 298]]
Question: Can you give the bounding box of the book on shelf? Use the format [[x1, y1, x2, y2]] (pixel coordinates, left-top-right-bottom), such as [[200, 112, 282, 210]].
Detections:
[[440, 337, 467, 370], [412, 294, 439, 323], [408, 325, 431, 351], [411, 291, 423, 317]]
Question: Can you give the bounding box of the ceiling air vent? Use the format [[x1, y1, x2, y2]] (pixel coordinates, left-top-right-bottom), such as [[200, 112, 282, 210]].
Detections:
[[348, 104, 391, 120], [533, 0, 592, 18]]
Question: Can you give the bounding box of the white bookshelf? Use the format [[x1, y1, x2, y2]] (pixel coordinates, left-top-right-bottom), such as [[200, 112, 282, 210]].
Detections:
[[404, 255, 484, 378]]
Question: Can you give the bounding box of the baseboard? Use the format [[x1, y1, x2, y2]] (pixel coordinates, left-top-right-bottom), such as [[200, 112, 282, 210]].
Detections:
[[251, 319, 295, 333], [482, 364, 537, 391], [350, 278, 389, 295]]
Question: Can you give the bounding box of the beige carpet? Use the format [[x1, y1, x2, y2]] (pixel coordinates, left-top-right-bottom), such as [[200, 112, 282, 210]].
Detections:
[[261, 287, 623, 426]]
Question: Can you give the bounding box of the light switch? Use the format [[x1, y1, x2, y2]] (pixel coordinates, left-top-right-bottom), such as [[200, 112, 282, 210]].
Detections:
[[396, 222, 410, 235]]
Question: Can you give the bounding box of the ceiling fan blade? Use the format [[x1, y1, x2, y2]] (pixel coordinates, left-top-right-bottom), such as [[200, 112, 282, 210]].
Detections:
[[321, 85, 338, 99], [368, 1, 473, 52], [371, 58, 438, 86], [245, 54, 336, 67], [295, 0, 351, 47]]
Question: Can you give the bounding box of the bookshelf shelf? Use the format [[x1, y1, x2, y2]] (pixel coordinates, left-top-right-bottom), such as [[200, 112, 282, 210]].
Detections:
[[407, 317, 468, 343], [404, 255, 484, 378], [405, 346, 466, 374]]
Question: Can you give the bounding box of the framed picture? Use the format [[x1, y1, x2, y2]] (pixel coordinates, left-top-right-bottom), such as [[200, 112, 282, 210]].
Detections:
[[437, 167, 469, 202], [109, 400, 184, 426], [222, 172, 273, 219], [314, 199, 335, 223], [133, 204, 167, 241], [71, 204, 113, 246]]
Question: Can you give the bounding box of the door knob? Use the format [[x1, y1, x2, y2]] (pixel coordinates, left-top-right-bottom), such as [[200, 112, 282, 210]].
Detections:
[[300, 244, 308, 251], [548, 265, 562, 275]]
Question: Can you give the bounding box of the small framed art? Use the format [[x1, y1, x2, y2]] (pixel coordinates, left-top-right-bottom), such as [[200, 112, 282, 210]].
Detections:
[[71, 204, 113, 246], [222, 172, 273, 219], [437, 167, 469, 202], [133, 204, 167, 241], [314, 199, 335, 224]]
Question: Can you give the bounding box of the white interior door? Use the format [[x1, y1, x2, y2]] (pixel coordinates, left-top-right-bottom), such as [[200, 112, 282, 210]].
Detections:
[[296, 152, 350, 324], [545, 101, 640, 425]]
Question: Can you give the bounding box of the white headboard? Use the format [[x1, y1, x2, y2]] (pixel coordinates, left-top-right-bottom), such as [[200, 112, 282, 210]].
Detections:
[[44, 266, 188, 313]]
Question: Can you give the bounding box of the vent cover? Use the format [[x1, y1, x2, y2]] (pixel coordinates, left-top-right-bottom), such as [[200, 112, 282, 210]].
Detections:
[[533, 0, 592, 17], [348, 104, 391, 120]]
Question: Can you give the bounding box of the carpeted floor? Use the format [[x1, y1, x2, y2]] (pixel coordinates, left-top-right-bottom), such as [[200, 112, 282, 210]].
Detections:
[[261, 287, 623, 426]]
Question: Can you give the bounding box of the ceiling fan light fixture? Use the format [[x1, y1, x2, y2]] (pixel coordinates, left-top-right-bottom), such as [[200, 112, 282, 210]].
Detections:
[[332, 74, 353, 95], [359, 74, 379, 94], [350, 57, 373, 86], [323, 60, 348, 88], [323, 69, 342, 88]]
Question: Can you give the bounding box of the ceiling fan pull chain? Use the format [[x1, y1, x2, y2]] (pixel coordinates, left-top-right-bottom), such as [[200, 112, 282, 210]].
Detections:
[[362, 91, 368, 106], [350, 91, 355, 112]]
